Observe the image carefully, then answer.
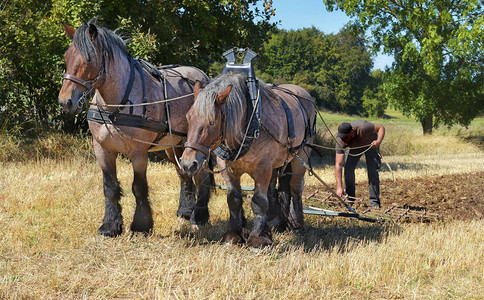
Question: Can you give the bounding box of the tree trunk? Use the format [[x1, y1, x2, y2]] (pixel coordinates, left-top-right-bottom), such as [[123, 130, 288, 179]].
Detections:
[[421, 115, 433, 134]]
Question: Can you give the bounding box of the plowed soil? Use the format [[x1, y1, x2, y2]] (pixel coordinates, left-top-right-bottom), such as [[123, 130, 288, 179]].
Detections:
[[306, 171, 484, 221]]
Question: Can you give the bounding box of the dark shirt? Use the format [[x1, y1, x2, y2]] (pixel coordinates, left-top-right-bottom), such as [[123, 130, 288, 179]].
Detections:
[[335, 120, 377, 154]]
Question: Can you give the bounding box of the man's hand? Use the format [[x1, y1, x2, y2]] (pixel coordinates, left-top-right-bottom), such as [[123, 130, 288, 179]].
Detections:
[[336, 186, 344, 197], [372, 124, 385, 149]]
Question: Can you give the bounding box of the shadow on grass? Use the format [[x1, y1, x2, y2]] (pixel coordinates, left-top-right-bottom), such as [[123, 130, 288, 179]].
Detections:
[[171, 216, 400, 254], [277, 220, 400, 253], [462, 136, 484, 151]]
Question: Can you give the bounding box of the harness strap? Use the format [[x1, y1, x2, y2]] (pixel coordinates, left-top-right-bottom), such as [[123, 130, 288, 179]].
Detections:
[[279, 97, 295, 141], [86, 108, 186, 136], [118, 56, 136, 114], [133, 59, 148, 117], [63, 74, 94, 90], [184, 142, 211, 157]]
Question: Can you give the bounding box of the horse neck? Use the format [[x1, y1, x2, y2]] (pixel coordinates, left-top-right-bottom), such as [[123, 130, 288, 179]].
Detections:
[[223, 95, 249, 149], [93, 50, 131, 107], [95, 50, 161, 108]]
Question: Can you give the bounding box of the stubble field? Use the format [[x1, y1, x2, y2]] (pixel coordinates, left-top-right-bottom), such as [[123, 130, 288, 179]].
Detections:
[[0, 115, 483, 299]]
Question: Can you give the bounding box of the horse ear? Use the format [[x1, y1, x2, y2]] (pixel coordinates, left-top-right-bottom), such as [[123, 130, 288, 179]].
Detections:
[[62, 23, 75, 40], [216, 85, 232, 106], [193, 81, 201, 100], [88, 23, 98, 40]]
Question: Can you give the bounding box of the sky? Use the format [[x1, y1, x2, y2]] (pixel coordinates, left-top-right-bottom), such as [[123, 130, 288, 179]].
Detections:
[[262, 0, 394, 70]]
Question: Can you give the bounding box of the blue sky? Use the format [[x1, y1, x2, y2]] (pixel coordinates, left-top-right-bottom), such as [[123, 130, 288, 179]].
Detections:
[[262, 0, 394, 70]]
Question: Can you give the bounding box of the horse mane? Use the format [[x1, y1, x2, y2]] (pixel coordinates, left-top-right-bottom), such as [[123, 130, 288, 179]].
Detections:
[[194, 72, 277, 149], [73, 18, 128, 64]]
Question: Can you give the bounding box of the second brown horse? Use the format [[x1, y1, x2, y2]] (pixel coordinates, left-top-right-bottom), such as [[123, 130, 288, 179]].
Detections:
[[180, 72, 316, 247]]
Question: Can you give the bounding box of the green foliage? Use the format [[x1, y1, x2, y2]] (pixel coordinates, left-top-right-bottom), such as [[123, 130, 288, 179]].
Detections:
[[362, 70, 387, 118], [324, 0, 484, 133], [0, 0, 69, 133], [256, 26, 385, 116], [0, 0, 276, 133]]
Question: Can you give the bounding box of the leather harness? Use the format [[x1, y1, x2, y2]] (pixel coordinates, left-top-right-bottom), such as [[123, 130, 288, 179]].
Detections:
[[206, 48, 314, 161], [83, 55, 189, 138]]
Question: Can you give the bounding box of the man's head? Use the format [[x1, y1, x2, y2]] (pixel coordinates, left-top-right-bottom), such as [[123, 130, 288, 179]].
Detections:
[[337, 122, 354, 143]]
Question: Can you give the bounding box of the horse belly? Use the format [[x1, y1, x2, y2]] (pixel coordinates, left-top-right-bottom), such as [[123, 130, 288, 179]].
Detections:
[[148, 135, 183, 152], [89, 121, 153, 156]]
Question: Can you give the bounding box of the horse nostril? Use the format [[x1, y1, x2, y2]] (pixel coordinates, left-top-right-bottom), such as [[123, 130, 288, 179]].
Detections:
[[59, 97, 72, 109], [189, 161, 199, 174], [66, 98, 73, 109]]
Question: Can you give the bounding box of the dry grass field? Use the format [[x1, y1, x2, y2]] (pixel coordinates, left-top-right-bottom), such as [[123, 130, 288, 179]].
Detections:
[[1, 117, 483, 299]]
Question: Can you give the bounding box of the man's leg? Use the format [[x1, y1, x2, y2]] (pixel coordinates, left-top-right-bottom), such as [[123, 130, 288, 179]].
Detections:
[[344, 152, 361, 203], [365, 148, 381, 207]]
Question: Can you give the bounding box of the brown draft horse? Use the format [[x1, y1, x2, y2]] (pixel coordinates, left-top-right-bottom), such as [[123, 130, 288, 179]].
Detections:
[[180, 72, 316, 247], [58, 20, 212, 237]]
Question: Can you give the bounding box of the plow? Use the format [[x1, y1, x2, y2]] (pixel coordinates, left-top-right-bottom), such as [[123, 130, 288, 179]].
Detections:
[[303, 189, 443, 223], [218, 183, 443, 224]]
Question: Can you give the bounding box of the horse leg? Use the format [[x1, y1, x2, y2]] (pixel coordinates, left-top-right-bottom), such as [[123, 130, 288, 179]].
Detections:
[[130, 152, 153, 234], [222, 168, 246, 244], [94, 141, 123, 237], [247, 169, 273, 247], [165, 147, 196, 220], [190, 167, 212, 226], [266, 168, 281, 228], [286, 158, 306, 230], [276, 163, 292, 231]]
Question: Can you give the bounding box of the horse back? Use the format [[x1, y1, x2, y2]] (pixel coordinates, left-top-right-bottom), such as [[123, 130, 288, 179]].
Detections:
[[161, 66, 210, 134], [164, 66, 210, 87], [271, 84, 316, 139]]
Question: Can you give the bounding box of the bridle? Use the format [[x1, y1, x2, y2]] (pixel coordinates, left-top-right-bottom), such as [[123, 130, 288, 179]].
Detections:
[[63, 50, 108, 108], [184, 114, 226, 157]]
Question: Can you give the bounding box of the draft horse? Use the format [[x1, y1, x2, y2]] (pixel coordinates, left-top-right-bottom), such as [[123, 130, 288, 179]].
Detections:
[[180, 73, 316, 247], [58, 20, 211, 236]]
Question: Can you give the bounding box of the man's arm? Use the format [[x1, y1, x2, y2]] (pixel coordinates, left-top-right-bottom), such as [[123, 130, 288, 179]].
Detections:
[[335, 153, 345, 197], [372, 124, 385, 148]]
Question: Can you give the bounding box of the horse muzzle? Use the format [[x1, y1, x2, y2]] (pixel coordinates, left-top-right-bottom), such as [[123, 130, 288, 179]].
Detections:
[[180, 148, 207, 177], [58, 96, 81, 115]]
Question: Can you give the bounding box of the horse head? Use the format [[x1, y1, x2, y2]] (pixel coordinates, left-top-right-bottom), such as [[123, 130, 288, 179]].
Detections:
[[58, 21, 108, 114], [181, 81, 232, 176]]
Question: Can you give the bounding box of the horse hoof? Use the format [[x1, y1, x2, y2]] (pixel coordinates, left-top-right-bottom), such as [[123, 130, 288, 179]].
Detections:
[[222, 232, 245, 245], [190, 206, 209, 225], [247, 235, 273, 248], [176, 207, 193, 221], [130, 223, 153, 235], [98, 221, 123, 237]]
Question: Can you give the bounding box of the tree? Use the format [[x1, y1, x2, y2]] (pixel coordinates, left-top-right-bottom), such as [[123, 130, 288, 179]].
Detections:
[[0, 0, 276, 133], [362, 70, 388, 118], [324, 0, 484, 133], [257, 26, 377, 115]]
